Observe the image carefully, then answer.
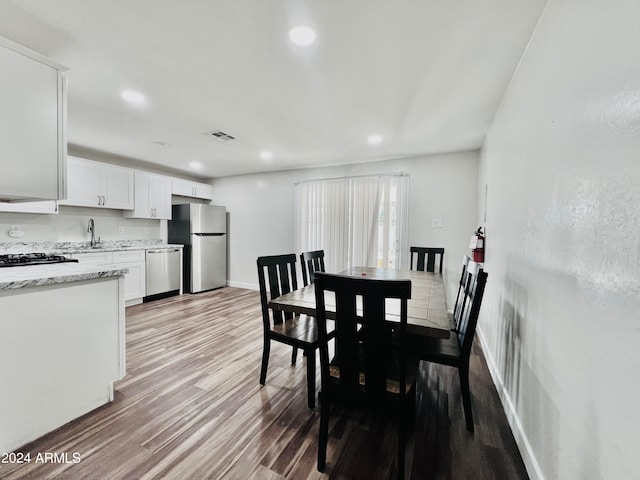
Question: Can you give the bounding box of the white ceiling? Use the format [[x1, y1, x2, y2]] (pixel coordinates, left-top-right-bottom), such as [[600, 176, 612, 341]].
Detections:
[[0, 0, 547, 179]]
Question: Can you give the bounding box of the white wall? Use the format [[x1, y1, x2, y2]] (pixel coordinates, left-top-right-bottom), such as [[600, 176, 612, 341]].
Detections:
[[478, 1, 640, 479], [211, 151, 479, 308]]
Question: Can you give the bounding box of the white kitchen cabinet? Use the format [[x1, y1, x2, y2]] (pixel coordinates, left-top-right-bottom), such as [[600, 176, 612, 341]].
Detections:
[[0, 275, 125, 453], [0, 200, 58, 214], [60, 157, 134, 210], [172, 177, 213, 200], [0, 37, 67, 202], [72, 250, 146, 305], [124, 171, 172, 220]]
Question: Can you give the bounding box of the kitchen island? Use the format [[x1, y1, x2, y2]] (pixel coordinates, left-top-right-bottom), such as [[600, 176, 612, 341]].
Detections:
[[0, 262, 127, 454]]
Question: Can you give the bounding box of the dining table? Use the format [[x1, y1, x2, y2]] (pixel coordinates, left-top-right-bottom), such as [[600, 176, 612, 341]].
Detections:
[[268, 266, 452, 339]]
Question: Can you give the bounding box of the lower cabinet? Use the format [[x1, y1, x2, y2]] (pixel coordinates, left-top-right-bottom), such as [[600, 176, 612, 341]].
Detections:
[[72, 250, 146, 305], [0, 275, 125, 453]]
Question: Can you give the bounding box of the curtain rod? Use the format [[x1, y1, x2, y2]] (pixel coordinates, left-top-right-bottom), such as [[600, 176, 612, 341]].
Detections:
[[294, 172, 408, 186]]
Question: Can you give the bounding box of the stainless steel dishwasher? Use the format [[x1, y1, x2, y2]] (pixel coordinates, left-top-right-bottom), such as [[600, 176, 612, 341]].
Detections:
[[145, 248, 181, 298]]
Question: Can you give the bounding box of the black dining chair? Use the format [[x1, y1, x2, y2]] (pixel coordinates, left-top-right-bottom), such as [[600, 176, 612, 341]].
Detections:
[[314, 272, 417, 479], [300, 249, 325, 286], [409, 246, 445, 273], [408, 264, 488, 432], [257, 253, 327, 408]]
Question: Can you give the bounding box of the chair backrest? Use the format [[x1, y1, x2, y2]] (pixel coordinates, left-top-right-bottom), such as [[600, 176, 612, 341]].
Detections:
[[256, 254, 298, 329], [453, 265, 488, 359], [314, 272, 412, 405], [452, 255, 471, 328], [409, 246, 445, 273], [300, 249, 325, 286]]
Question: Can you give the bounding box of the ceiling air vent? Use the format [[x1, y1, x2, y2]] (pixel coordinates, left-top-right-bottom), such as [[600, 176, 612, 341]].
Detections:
[[205, 130, 236, 142]]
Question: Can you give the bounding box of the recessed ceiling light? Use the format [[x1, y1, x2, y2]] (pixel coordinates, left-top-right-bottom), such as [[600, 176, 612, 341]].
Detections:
[[368, 134, 383, 145], [121, 90, 146, 105], [189, 161, 202, 169], [289, 26, 316, 46], [260, 151, 273, 161]]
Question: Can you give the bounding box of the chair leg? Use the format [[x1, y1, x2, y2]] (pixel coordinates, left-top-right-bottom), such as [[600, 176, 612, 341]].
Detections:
[[306, 348, 316, 408], [291, 346, 298, 365], [397, 418, 406, 480], [260, 338, 270, 385], [317, 389, 329, 471], [459, 365, 474, 432]]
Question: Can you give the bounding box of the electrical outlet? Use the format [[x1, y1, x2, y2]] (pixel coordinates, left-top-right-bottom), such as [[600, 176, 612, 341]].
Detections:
[[118, 226, 125, 234], [144, 227, 150, 234]]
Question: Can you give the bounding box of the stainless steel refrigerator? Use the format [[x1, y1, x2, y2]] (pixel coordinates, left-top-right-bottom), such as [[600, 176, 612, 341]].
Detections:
[[168, 204, 227, 293]]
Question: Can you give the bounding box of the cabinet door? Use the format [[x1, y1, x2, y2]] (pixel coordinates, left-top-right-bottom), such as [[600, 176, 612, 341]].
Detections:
[[122, 262, 145, 302], [0, 41, 65, 202], [194, 183, 212, 200], [152, 176, 172, 219], [125, 171, 152, 218], [101, 165, 134, 210], [61, 157, 102, 207], [171, 178, 193, 197]]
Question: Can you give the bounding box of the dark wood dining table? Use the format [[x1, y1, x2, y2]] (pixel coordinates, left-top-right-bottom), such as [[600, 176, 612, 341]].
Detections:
[[268, 266, 452, 338]]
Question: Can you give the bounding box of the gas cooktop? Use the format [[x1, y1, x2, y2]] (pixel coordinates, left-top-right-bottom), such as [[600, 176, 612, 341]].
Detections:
[[0, 253, 79, 268]]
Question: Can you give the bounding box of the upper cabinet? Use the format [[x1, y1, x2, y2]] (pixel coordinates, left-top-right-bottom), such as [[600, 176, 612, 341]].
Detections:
[[172, 178, 212, 200], [0, 200, 58, 214], [60, 156, 134, 210], [123, 171, 172, 220], [0, 37, 67, 202]]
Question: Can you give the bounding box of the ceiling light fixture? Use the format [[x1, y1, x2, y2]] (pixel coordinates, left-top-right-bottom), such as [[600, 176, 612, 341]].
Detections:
[[260, 151, 273, 161], [189, 161, 202, 169], [368, 134, 383, 145], [289, 26, 316, 46], [121, 90, 146, 105]]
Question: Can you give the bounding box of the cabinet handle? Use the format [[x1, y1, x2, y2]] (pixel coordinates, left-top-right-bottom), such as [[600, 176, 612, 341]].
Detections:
[[102, 195, 106, 206], [97, 195, 101, 206]]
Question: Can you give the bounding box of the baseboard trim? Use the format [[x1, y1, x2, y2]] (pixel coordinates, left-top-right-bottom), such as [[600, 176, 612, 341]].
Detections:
[[476, 327, 546, 480], [227, 280, 259, 291]]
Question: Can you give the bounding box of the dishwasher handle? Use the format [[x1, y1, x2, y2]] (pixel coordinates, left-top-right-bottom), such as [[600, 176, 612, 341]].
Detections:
[[147, 248, 181, 254]]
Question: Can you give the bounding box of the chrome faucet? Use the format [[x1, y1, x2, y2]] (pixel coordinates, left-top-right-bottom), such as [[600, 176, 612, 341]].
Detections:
[[87, 218, 97, 247]]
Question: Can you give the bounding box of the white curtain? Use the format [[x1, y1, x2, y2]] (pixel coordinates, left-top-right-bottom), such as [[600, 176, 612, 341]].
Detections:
[[294, 174, 409, 273]]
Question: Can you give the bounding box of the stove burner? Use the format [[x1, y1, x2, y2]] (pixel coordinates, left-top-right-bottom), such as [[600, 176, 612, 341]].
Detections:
[[0, 253, 79, 267]]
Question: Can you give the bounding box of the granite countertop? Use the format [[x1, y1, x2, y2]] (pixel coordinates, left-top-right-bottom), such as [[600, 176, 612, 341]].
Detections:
[[0, 240, 184, 255], [0, 240, 183, 290], [0, 263, 128, 291]]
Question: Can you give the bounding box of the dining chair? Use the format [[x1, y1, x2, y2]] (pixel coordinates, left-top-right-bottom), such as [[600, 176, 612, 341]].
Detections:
[[409, 246, 445, 273], [300, 249, 326, 286], [408, 264, 488, 432], [314, 272, 416, 479], [257, 253, 327, 408]]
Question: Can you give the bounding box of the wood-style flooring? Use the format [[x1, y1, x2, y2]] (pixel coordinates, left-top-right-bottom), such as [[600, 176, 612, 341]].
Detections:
[[0, 287, 528, 480]]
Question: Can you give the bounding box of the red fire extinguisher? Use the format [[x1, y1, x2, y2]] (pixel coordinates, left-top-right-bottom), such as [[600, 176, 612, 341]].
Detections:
[[470, 227, 485, 263]]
